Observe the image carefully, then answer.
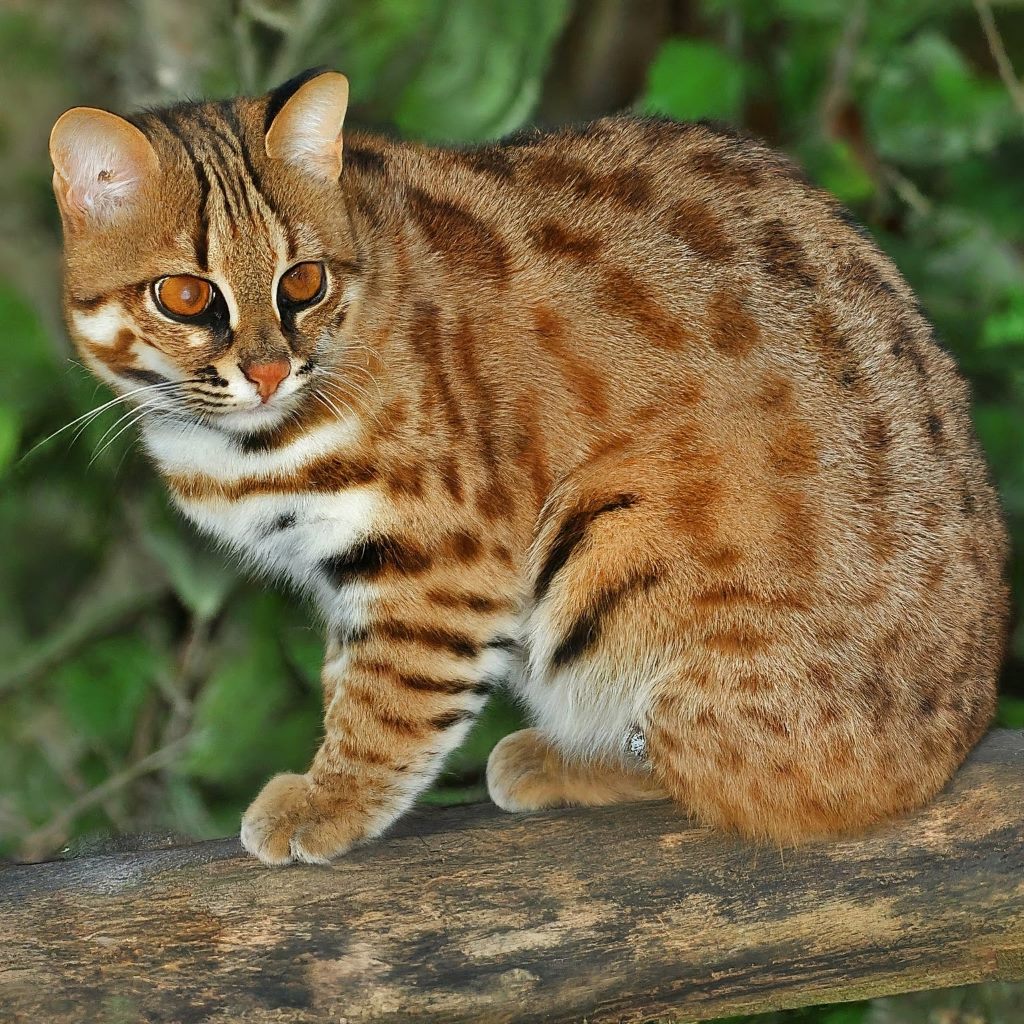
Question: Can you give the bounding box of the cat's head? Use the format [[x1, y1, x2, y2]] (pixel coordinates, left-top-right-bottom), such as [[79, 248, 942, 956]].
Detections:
[[50, 69, 359, 434]]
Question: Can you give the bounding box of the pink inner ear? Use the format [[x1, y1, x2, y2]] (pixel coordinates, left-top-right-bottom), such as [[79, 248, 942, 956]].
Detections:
[[49, 108, 158, 225]]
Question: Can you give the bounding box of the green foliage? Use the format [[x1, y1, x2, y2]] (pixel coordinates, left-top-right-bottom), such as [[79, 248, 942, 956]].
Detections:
[[641, 39, 746, 122], [0, 3, 1022, 1019]]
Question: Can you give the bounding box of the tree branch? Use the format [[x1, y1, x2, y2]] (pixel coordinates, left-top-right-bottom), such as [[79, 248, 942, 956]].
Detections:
[[974, 0, 1024, 124]]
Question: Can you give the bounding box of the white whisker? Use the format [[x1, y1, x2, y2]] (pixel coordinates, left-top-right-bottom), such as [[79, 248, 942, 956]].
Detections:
[[21, 378, 197, 463], [89, 398, 168, 467]]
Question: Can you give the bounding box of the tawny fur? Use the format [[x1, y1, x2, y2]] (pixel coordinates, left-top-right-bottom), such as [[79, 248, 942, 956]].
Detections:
[[51, 71, 1009, 862]]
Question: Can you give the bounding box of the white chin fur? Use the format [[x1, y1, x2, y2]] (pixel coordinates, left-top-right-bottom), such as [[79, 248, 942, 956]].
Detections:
[[213, 401, 297, 434]]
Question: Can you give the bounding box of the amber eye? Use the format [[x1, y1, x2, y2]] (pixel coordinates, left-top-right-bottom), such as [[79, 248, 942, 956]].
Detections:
[[278, 261, 325, 307], [155, 275, 213, 319]]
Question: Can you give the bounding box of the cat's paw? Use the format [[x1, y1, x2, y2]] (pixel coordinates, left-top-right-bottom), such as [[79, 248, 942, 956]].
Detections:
[[240, 772, 366, 866], [486, 728, 563, 812]]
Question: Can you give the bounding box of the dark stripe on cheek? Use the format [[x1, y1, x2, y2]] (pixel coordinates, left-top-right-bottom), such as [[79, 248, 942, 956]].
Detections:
[[534, 493, 639, 601], [549, 568, 661, 671], [120, 368, 170, 387]]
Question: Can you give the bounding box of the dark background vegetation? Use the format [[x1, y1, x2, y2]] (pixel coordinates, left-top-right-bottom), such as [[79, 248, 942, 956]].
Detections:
[[1, 1, 1022, 1020]]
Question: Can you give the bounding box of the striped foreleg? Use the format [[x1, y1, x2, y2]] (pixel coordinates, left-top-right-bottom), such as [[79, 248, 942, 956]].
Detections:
[[240, 554, 519, 865]]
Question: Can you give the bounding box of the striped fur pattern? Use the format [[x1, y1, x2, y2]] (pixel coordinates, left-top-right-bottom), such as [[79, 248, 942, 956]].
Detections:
[[51, 71, 1008, 862]]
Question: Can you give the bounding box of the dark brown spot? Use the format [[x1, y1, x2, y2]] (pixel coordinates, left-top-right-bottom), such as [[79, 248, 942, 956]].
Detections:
[[696, 544, 742, 570], [447, 531, 484, 563], [736, 672, 772, 694], [386, 464, 426, 498], [407, 188, 509, 283], [862, 413, 894, 558], [528, 220, 604, 262], [459, 147, 515, 179], [526, 154, 597, 194], [601, 268, 689, 348], [757, 219, 815, 288], [671, 470, 723, 543], [767, 420, 819, 477], [706, 289, 760, 357], [346, 146, 388, 176], [705, 626, 771, 656], [773, 487, 820, 569], [666, 196, 735, 261], [439, 457, 464, 503], [688, 148, 761, 190], [579, 168, 653, 209], [493, 543, 515, 568], [842, 254, 898, 303], [757, 375, 794, 413]]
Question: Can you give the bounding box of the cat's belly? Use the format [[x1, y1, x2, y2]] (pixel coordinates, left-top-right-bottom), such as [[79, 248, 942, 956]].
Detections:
[[510, 637, 657, 762]]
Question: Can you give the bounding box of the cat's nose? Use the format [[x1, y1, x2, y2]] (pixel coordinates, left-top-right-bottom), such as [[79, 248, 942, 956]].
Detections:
[[241, 359, 291, 402]]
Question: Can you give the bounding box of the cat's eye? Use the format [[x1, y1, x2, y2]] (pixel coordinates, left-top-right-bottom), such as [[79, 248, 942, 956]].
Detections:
[[278, 262, 326, 308], [154, 275, 214, 320]]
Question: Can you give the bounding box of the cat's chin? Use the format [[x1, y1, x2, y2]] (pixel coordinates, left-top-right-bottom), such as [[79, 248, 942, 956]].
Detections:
[[212, 401, 297, 436]]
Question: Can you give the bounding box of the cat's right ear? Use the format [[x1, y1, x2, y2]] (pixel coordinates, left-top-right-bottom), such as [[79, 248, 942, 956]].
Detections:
[[49, 108, 159, 232]]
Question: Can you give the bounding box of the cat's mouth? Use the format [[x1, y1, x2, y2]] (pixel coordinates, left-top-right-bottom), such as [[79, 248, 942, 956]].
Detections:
[[207, 395, 304, 435]]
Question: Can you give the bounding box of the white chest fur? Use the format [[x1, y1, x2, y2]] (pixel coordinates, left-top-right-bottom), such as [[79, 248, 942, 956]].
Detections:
[[143, 416, 378, 620]]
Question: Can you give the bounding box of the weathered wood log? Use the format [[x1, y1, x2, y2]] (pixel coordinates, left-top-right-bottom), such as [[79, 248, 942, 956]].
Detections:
[[2, 730, 1022, 1024]]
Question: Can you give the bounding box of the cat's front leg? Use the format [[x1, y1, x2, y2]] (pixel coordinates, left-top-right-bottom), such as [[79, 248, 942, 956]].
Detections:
[[241, 569, 519, 865]]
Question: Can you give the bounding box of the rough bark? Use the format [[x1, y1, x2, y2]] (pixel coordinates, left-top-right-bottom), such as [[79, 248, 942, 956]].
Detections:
[[2, 730, 1022, 1024]]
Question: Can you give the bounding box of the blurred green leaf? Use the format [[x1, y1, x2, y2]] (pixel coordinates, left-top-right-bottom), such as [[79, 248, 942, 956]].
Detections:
[[53, 636, 162, 750], [982, 289, 1024, 350], [392, 0, 570, 141], [869, 31, 1016, 166], [803, 140, 875, 205], [141, 498, 235, 622], [0, 282, 58, 413], [185, 595, 320, 787], [0, 403, 21, 475], [641, 38, 746, 122], [998, 696, 1024, 729]]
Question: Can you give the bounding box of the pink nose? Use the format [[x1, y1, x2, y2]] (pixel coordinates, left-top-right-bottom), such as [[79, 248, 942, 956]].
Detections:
[[242, 359, 290, 402]]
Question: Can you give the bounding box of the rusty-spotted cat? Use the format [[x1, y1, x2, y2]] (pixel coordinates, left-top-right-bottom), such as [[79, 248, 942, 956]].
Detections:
[[49, 69, 1008, 864]]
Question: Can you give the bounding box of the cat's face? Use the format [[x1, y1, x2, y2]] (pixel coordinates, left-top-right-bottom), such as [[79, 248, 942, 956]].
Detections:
[[50, 71, 358, 435]]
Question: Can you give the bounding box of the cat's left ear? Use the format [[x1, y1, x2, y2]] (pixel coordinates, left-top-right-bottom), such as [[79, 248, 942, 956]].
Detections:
[[49, 108, 159, 232], [265, 70, 349, 182]]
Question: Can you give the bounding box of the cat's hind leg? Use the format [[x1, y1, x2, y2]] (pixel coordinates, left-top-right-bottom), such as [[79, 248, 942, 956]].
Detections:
[[486, 727, 666, 811], [508, 433, 991, 844]]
